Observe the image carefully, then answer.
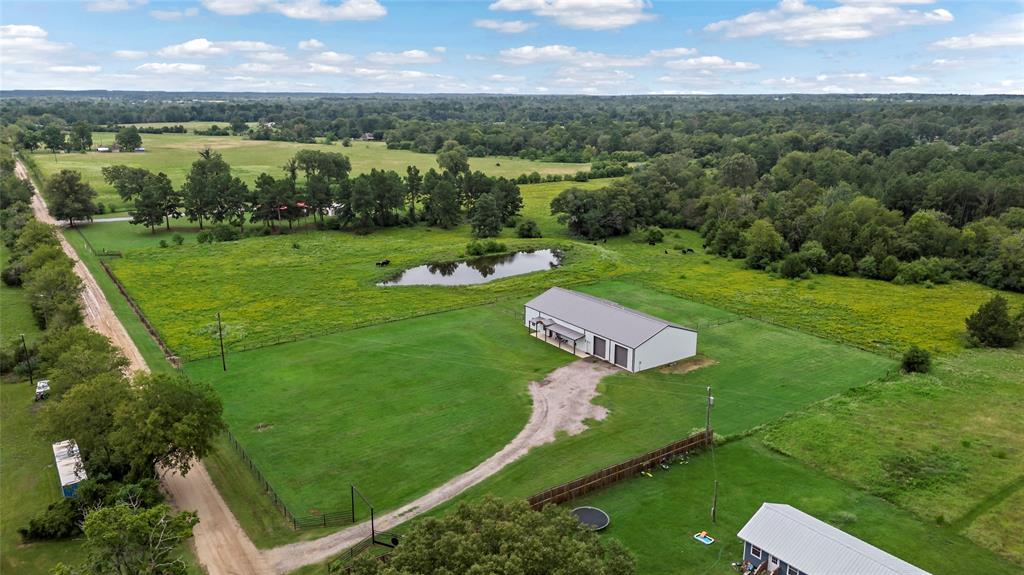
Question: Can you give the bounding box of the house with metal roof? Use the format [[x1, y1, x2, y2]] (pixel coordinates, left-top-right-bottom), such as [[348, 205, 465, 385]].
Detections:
[[524, 287, 697, 372], [737, 503, 933, 575], [52, 440, 86, 498]]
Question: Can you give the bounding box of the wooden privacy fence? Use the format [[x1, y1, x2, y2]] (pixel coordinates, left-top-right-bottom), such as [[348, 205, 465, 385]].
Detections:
[[527, 429, 712, 510]]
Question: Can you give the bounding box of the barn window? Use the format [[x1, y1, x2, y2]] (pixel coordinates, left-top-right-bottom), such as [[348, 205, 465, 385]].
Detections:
[[786, 566, 799, 575], [750, 545, 762, 559]]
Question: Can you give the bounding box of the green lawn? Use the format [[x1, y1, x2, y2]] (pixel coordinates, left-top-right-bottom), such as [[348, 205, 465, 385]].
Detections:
[[0, 242, 41, 346], [764, 349, 1024, 565], [185, 303, 574, 532], [32, 135, 587, 211], [569, 438, 1009, 575]]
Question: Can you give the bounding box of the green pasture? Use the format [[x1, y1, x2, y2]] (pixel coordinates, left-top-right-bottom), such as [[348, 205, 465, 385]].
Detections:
[[32, 134, 587, 210], [568, 438, 1009, 575], [189, 281, 893, 546], [765, 349, 1024, 564], [0, 242, 41, 345], [185, 303, 574, 525]]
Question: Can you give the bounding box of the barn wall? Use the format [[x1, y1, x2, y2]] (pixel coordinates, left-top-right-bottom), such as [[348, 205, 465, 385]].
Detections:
[[633, 327, 697, 372], [524, 306, 634, 370]]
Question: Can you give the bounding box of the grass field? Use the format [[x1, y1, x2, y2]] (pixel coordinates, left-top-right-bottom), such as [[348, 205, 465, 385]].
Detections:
[[0, 243, 41, 346], [32, 133, 587, 210], [568, 438, 1009, 575], [185, 303, 574, 524], [186, 281, 894, 548], [764, 349, 1024, 564]]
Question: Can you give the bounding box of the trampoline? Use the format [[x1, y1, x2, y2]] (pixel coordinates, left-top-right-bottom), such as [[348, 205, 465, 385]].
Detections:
[[572, 506, 611, 531]]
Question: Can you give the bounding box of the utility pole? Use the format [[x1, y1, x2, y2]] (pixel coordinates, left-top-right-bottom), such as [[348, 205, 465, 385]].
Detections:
[[217, 312, 227, 371], [20, 334, 34, 386], [711, 480, 719, 524], [705, 386, 714, 438]]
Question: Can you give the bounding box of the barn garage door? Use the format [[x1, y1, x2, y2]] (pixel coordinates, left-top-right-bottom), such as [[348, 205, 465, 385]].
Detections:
[[593, 337, 606, 359], [614, 344, 628, 368]]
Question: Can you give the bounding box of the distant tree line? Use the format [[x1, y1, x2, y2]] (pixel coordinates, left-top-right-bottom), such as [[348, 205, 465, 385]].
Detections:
[[96, 141, 523, 238], [551, 143, 1024, 292]]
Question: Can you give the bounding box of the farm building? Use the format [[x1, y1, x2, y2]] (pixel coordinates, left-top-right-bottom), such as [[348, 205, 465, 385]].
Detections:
[[737, 503, 932, 575], [524, 287, 697, 372], [52, 440, 86, 497]]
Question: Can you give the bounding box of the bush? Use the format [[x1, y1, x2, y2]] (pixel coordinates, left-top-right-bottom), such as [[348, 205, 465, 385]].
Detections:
[[196, 230, 212, 244], [901, 345, 931, 373], [159, 240, 168, 248], [878, 255, 902, 281], [172, 233, 184, 246], [210, 224, 240, 242], [19, 499, 81, 541], [798, 240, 828, 273], [826, 253, 854, 276], [779, 253, 809, 279], [644, 226, 664, 245], [466, 240, 506, 256], [516, 219, 542, 238], [966, 295, 1020, 348], [857, 255, 878, 278]]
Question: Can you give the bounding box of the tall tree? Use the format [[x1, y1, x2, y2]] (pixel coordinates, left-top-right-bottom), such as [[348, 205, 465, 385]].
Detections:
[[743, 218, 786, 270], [424, 176, 460, 229], [405, 165, 421, 221], [68, 121, 93, 152], [114, 126, 142, 150], [181, 149, 230, 230], [44, 170, 97, 226], [41, 124, 66, 156], [469, 192, 503, 238]]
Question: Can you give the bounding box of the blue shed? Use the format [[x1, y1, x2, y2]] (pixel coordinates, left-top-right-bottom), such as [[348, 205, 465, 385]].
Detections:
[[737, 503, 932, 575], [52, 440, 86, 497]]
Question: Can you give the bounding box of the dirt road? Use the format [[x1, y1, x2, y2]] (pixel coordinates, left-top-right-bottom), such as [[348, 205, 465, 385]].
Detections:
[[264, 358, 618, 573], [16, 158, 272, 575]]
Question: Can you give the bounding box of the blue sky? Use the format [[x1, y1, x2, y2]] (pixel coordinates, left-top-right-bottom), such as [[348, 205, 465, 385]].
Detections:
[[1, 0, 1022, 94]]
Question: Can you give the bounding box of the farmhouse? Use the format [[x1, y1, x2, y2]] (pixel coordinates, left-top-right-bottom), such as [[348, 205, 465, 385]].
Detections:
[[52, 440, 86, 498], [524, 287, 697, 372], [737, 503, 932, 575]]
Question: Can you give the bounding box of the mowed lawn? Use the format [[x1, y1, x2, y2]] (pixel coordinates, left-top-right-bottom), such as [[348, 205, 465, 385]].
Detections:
[[185, 303, 573, 520], [764, 349, 1024, 565], [110, 230, 630, 359], [0, 243, 41, 345], [437, 281, 894, 508], [31, 134, 586, 210], [569, 438, 1009, 575]]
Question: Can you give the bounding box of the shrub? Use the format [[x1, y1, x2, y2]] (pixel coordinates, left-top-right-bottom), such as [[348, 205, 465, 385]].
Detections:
[[196, 231, 212, 244], [779, 253, 809, 279], [798, 240, 828, 273], [466, 240, 506, 256], [966, 295, 1019, 348], [171, 233, 184, 246], [159, 240, 168, 248], [644, 226, 664, 245], [826, 253, 854, 276], [894, 257, 952, 285], [901, 345, 931, 373], [210, 224, 240, 242], [516, 219, 542, 238], [96, 202, 106, 214], [857, 255, 878, 278], [19, 499, 81, 541], [878, 255, 902, 281]]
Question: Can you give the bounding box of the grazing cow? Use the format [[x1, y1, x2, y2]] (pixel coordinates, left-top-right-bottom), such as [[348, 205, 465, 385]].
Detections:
[[376, 259, 391, 267]]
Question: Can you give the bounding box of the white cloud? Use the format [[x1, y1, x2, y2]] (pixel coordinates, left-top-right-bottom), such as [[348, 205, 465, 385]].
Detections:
[[760, 71, 931, 92], [298, 38, 325, 50], [706, 0, 953, 43], [0, 24, 69, 64], [308, 62, 343, 74], [433, 46, 447, 53], [157, 38, 281, 57], [150, 7, 200, 21], [474, 19, 536, 33], [499, 44, 648, 67], [665, 55, 760, 72], [201, 0, 386, 21], [0, 24, 48, 38], [86, 0, 146, 12], [366, 49, 440, 65], [135, 62, 207, 74], [113, 49, 147, 59], [932, 16, 1024, 49], [648, 47, 698, 58], [489, 0, 654, 30], [488, 73, 526, 82], [48, 65, 101, 73], [553, 67, 634, 87], [883, 75, 924, 85], [313, 51, 354, 63]]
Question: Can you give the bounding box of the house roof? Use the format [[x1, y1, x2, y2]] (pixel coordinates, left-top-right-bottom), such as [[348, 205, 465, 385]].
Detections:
[[52, 440, 86, 488], [524, 287, 693, 348], [738, 504, 932, 575]]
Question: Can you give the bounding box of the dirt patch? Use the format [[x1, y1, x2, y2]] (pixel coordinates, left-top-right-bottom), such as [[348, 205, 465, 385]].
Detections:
[[255, 423, 274, 432], [263, 357, 619, 574], [659, 355, 716, 375]]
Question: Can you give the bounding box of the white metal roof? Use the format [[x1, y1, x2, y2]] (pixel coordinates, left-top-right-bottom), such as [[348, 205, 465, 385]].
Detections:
[[52, 440, 86, 488], [525, 287, 694, 348], [738, 503, 932, 575]]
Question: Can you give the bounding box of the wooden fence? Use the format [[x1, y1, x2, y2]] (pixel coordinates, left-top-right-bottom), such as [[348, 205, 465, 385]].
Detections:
[[527, 428, 712, 510]]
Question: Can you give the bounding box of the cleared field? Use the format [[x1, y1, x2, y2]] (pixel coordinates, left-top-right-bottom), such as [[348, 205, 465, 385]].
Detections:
[[764, 349, 1024, 564], [32, 134, 587, 210], [185, 303, 573, 523], [110, 231, 630, 359], [569, 438, 1009, 575], [0, 243, 41, 345]]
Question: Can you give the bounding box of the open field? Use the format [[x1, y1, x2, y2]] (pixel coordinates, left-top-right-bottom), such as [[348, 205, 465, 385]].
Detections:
[[569, 438, 1009, 575], [31, 135, 587, 210], [764, 349, 1024, 563], [0, 243, 41, 345], [186, 281, 894, 548]]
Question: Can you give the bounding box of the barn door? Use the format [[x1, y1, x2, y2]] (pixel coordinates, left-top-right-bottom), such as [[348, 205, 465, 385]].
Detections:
[[613, 344, 628, 368], [593, 337, 606, 359]]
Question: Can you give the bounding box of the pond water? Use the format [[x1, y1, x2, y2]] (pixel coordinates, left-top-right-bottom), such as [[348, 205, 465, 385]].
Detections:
[[379, 249, 563, 286]]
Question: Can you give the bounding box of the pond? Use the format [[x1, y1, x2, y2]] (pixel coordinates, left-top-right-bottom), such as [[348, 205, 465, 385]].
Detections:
[[379, 249, 563, 286]]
